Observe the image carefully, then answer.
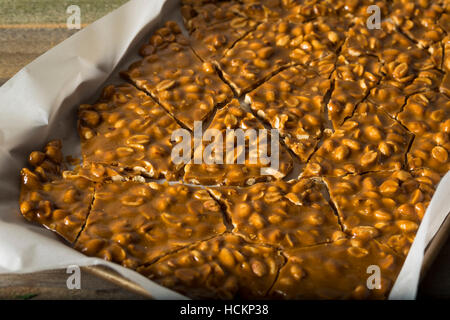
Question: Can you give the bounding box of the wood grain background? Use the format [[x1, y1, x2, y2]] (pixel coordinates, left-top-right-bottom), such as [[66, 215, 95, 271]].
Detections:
[[0, 0, 449, 300]]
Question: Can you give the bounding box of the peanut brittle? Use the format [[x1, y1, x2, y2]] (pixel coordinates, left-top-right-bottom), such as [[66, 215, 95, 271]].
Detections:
[[440, 36, 450, 97], [19, 141, 95, 243], [439, 12, 450, 33], [324, 170, 440, 256], [365, 69, 444, 118], [123, 21, 233, 130], [397, 91, 450, 175], [245, 66, 331, 162], [402, 69, 444, 95], [240, 0, 312, 21], [189, 19, 258, 61], [302, 102, 413, 177], [75, 182, 227, 269], [397, 92, 450, 135], [389, 0, 445, 48], [137, 234, 284, 299], [341, 20, 436, 85], [269, 238, 403, 299], [78, 84, 184, 181], [183, 99, 293, 186], [181, 0, 245, 32], [181, 0, 259, 61], [217, 19, 338, 95], [406, 134, 450, 175], [328, 54, 382, 129], [366, 84, 407, 118], [324, 0, 390, 21], [208, 179, 341, 249], [287, 0, 338, 22]]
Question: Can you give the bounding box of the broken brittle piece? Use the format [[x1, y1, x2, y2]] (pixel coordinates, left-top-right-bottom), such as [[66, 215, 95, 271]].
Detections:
[[440, 36, 450, 97], [365, 69, 444, 118], [137, 234, 284, 299], [75, 182, 227, 269], [328, 54, 382, 129], [78, 84, 184, 181], [366, 84, 407, 118], [341, 20, 436, 85], [124, 21, 233, 130], [245, 65, 331, 162], [181, 1, 258, 61], [217, 19, 338, 95], [19, 140, 95, 243], [181, 0, 245, 32], [189, 19, 258, 61], [324, 0, 390, 21], [269, 238, 403, 299], [397, 91, 450, 135], [389, 0, 445, 48], [302, 101, 413, 177], [397, 91, 450, 174], [183, 99, 293, 186], [324, 169, 440, 255], [208, 179, 341, 249]]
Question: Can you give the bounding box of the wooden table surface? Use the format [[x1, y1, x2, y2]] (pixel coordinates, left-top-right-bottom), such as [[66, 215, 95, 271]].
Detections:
[[0, 0, 449, 300]]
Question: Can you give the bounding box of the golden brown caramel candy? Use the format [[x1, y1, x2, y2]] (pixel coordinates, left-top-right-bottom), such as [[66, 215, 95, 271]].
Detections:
[[325, 170, 440, 256], [389, 0, 445, 48], [208, 179, 341, 249], [287, 0, 339, 22], [182, 1, 258, 62], [246, 65, 330, 162], [19, 140, 95, 243], [439, 12, 450, 34], [328, 54, 382, 129], [190, 20, 258, 61], [398, 91, 450, 174], [366, 69, 443, 118], [137, 234, 284, 299], [366, 84, 407, 118], [341, 20, 437, 85], [124, 21, 233, 130], [75, 182, 227, 269], [183, 99, 293, 186], [440, 36, 450, 97], [269, 239, 403, 299], [181, 0, 245, 32], [303, 102, 413, 177], [217, 19, 338, 95], [78, 84, 184, 181]]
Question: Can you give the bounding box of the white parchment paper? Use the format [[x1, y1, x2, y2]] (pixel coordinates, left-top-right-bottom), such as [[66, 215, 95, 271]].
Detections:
[[0, 0, 448, 300]]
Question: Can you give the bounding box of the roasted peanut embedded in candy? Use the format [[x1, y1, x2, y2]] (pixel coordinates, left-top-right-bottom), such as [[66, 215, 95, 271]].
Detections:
[[217, 19, 337, 96], [398, 92, 450, 174], [209, 180, 340, 250], [75, 181, 227, 268], [303, 102, 413, 178], [137, 234, 284, 299], [325, 170, 437, 256], [270, 239, 403, 299], [246, 66, 330, 162], [78, 84, 184, 181], [327, 54, 382, 129], [124, 21, 232, 130], [19, 141, 95, 243], [184, 99, 293, 186]]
